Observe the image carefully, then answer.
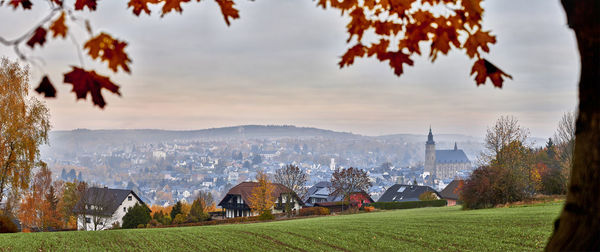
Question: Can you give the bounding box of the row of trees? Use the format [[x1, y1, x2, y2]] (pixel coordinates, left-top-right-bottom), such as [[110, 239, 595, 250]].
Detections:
[[461, 114, 575, 209], [17, 166, 88, 232]]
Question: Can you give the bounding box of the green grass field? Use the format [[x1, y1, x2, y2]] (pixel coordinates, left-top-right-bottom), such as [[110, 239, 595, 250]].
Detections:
[[0, 202, 562, 251]]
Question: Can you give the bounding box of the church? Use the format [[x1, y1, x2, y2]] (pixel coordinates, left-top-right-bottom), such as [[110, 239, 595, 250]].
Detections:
[[424, 128, 471, 180]]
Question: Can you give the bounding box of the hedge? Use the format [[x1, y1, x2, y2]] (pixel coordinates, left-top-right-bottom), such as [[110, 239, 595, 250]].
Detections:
[[369, 200, 447, 210], [299, 207, 330, 216]]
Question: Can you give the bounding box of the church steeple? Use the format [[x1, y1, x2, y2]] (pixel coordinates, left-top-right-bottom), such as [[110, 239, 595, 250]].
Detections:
[[426, 126, 435, 145]]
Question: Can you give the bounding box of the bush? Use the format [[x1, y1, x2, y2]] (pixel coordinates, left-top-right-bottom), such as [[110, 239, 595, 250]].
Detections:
[[370, 200, 447, 210], [172, 213, 186, 224], [299, 207, 330, 216], [0, 215, 18, 233], [258, 211, 274, 221], [137, 224, 145, 228], [122, 203, 151, 229], [363, 206, 375, 212]]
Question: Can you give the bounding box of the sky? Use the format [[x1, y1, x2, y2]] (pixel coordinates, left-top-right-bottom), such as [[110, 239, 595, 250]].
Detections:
[[0, 0, 579, 138]]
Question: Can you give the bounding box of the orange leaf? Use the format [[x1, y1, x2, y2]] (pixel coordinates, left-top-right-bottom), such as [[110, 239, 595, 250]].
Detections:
[[49, 12, 68, 39], [84, 33, 131, 73], [63, 67, 121, 108], [74, 0, 97, 11], [161, 0, 190, 16], [382, 51, 414, 76], [215, 0, 240, 26], [26, 27, 47, 48], [34, 76, 57, 98], [128, 0, 158, 16], [470, 59, 512, 88], [339, 44, 365, 68], [464, 30, 496, 58], [9, 0, 32, 9]]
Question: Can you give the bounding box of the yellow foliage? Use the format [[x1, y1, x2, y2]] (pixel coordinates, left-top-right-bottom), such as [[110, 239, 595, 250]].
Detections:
[[248, 171, 275, 214]]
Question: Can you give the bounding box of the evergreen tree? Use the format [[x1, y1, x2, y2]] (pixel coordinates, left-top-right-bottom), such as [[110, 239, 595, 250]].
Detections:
[[121, 203, 151, 229], [60, 168, 67, 181], [546, 138, 556, 160], [67, 169, 76, 181], [170, 201, 183, 220]]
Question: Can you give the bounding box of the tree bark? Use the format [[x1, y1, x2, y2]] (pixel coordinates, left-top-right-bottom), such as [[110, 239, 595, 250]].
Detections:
[[546, 0, 600, 250]]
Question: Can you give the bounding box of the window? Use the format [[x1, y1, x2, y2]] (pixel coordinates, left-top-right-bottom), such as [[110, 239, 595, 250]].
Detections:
[[128, 195, 132, 201], [85, 217, 91, 224], [124, 207, 127, 212]]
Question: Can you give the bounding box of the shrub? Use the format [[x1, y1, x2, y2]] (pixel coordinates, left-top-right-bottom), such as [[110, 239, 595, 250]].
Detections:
[[172, 213, 186, 224], [122, 203, 151, 229], [299, 207, 330, 216], [137, 224, 145, 228], [0, 215, 18, 233], [258, 211, 274, 221], [370, 200, 447, 210], [363, 206, 375, 212], [418, 191, 439, 201]]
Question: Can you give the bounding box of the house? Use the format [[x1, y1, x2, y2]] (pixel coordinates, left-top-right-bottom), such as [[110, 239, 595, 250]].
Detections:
[[377, 184, 442, 202], [439, 179, 464, 206], [217, 182, 303, 218], [303, 181, 332, 206], [305, 181, 374, 212], [73, 187, 149, 231]]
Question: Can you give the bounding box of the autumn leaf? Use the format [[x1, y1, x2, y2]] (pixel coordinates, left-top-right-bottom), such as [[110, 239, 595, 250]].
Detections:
[[49, 12, 68, 39], [382, 51, 414, 76], [346, 7, 370, 42], [471, 59, 512, 88], [161, 0, 190, 17], [52, 0, 63, 6], [339, 44, 365, 68], [74, 0, 97, 11], [215, 0, 240, 26], [34, 76, 57, 98], [84, 33, 131, 73], [9, 0, 32, 9], [26, 27, 47, 48], [128, 0, 158, 16], [464, 30, 496, 58], [63, 67, 121, 108]]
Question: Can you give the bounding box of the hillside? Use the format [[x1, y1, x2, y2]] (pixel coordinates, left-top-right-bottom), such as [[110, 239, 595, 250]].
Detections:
[[0, 203, 561, 251]]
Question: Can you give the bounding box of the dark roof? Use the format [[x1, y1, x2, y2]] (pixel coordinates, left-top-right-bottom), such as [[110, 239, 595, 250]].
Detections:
[[435, 149, 470, 164], [303, 181, 331, 202], [218, 182, 304, 206], [73, 187, 148, 216], [377, 184, 441, 202], [440, 180, 464, 200]]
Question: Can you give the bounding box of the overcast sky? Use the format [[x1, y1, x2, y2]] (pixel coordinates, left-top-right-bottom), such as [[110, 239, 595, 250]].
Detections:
[[0, 0, 578, 138]]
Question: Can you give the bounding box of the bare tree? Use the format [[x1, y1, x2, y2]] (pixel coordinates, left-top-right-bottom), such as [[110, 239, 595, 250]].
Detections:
[[74, 186, 113, 231], [553, 111, 576, 191], [274, 164, 307, 216], [330, 167, 372, 211], [481, 115, 530, 164]]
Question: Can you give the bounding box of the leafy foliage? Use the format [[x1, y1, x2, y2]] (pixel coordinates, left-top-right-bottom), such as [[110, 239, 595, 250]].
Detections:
[[370, 200, 447, 210], [418, 191, 439, 201], [274, 164, 307, 216], [170, 201, 183, 221], [247, 171, 275, 214], [122, 203, 151, 229], [1, 0, 508, 108], [298, 207, 330, 216], [330, 167, 372, 209]]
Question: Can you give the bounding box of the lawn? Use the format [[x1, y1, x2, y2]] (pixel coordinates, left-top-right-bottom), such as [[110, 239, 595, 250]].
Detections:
[[0, 202, 562, 251]]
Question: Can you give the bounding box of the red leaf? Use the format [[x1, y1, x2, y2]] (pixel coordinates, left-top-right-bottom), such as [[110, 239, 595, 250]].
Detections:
[[382, 51, 414, 76], [470, 59, 512, 88], [215, 0, 240, 26], [74, 0, 97, 11], [63, 67, 121, 108], [9, 0, 32, 9], [26, 27, 47, 48], [34, 76, 57, 98]]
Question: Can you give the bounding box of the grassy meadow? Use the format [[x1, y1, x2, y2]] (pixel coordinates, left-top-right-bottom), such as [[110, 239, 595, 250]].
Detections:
[[0, 202, 562, 251]]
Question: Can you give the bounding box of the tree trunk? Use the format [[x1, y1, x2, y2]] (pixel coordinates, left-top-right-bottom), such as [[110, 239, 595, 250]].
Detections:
[[546, 0, 600, 250]]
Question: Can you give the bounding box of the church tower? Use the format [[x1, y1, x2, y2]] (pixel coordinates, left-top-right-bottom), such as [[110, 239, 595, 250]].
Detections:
[[424, 127, 436, 177]]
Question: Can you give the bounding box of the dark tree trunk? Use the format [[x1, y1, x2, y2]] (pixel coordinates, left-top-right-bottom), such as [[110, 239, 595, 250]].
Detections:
[[546, 0, 600, 250]]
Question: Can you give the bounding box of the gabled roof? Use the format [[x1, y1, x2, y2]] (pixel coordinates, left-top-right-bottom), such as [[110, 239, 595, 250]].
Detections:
[[440, 179, 464, 200], [377, 184, 441, 202], [435, 149, 470, 164], [73, 187, 148, 216], [217, 182, 303, 207], [303, 181, 332, 202]]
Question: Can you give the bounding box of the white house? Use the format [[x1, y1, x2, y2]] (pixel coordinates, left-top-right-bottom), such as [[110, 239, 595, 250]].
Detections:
[[73, 187, 149, 231]]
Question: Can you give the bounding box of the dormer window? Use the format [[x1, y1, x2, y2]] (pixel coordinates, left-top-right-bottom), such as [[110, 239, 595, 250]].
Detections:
[[128, 195, 132, 201]]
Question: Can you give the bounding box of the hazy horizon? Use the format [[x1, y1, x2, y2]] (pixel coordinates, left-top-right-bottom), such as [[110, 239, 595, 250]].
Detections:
[[0, 0, 578, 138]]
